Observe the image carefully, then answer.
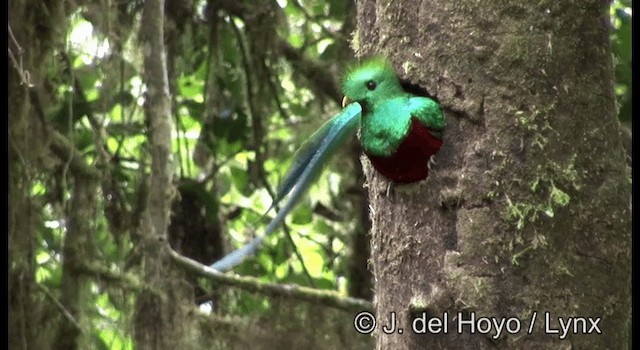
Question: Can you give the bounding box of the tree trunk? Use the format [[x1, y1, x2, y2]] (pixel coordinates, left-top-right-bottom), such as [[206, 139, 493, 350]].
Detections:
[[9, 0, 84, 348], [355, 0, 631, 349], [133, 0, 192, 348], [54, 175, 99, 350]]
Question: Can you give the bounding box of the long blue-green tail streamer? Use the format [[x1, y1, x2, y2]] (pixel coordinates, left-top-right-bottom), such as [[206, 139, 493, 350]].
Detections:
[[210, 103, 362, 272]]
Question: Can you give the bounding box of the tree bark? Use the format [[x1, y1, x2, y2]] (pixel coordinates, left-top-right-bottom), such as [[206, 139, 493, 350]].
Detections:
[[9, 0, 84, 348], [355, 0, 631, 349], [133, 0, 191, 348], [54, 175, 99, 350]]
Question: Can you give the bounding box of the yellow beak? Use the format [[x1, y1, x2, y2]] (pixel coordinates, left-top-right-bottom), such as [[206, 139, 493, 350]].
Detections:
[[341, 96, 352, 108]]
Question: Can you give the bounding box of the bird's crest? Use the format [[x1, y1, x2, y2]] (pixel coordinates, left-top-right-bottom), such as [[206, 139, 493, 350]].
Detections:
[[343, 56, 394, 78], [341, 56, 403, 104]]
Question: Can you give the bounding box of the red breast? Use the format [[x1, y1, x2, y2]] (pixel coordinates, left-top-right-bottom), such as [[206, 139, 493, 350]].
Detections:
[[364, 117, 442, 183]]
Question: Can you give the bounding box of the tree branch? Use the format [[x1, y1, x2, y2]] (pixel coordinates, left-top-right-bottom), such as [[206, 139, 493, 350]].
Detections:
[[26, 89, 101, 180], [36, 283, 83, 334], [214, 1, 342, 104], [169, 248, 373, 312], [276, 38, 342, 104], [80, 262, 144, 291], [140, 0, 174, 239], [48, 129, 102, 180]]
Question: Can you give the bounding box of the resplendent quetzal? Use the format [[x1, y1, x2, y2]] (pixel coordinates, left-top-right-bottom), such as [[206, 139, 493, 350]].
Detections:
[[210, 57, 445, 272]]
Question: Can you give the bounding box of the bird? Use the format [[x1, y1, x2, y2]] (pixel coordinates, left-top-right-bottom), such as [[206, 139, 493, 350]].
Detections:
[[342, 57, 444, 183], [209, 57, 445, 272]]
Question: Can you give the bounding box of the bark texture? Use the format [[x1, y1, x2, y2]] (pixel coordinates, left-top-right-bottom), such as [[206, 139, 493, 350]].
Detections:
[[9, 0, 92, 348], [355, 1, 631, 349], [54, 174, 99, 350], [133, 0, 191, 348]]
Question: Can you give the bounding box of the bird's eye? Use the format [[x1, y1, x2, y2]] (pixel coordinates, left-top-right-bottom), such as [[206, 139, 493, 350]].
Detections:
[[366, 80, 377, 91]]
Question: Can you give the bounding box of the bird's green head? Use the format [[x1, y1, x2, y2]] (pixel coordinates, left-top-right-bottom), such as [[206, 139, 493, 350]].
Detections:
[[341, 57, 404, 109]]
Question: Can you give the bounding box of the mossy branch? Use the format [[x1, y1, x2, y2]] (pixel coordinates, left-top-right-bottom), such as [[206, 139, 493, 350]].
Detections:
[[169, 248, 373, 313]]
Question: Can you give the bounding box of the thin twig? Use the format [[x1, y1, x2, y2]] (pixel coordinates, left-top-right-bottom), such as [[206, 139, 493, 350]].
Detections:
[[36, 283, 83, 333], [8, 24, 33, 87], [59, 51, 75, 194], [266, 59, 289, 121], [290, 0, 345, 43]]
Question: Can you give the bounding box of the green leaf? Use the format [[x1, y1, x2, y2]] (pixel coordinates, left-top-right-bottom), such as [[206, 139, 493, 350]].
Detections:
[[319, 42, 338, 60], [213, 109, 248, 144], [74, 129, 94, 152], [290, 204, 313, 225], [613, 11, 631, 63], [314, 277, 335, 289], [328, 0, 347, 19], [75, 66, 99, 93], [301, 249, 325, 276], [275, 260, 290, 279], [618, 93, 631, 123], [230, 164, 249, 194], [181, 99, 205, 122], [287, 33, 304, 48], [179, 77, 204, 100]]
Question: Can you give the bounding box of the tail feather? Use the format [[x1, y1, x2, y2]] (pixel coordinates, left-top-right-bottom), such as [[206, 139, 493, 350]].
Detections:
[[210, 103, 362, 272]]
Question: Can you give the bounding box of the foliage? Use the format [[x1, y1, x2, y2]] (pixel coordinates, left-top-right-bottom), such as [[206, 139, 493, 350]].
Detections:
[[610, 0, 632, 124], [24, 0, 359, 347]]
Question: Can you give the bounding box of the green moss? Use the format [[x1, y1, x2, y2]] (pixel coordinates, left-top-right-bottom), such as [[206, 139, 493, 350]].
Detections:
[[500, 151, 582, 268], [502, 145, 581, 232], [408, 295, 428, 312], [349, 31, 360, 54], [504, 180, 571, 229], [401, 61, 417, 76]]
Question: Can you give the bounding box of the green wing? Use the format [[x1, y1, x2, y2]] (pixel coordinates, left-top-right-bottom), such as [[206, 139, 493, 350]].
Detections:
[[408, 96, 445, 136]]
